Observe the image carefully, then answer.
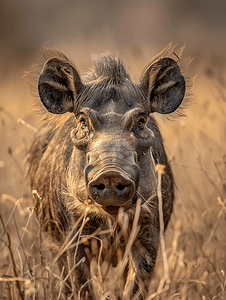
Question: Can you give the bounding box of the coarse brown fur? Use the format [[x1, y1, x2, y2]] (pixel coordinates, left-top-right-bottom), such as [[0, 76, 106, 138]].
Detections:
[[28, 45, 189, 299]]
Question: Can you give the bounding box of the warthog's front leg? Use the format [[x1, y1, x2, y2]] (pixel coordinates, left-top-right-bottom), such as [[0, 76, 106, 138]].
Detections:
[[129, 218, 159, 299]]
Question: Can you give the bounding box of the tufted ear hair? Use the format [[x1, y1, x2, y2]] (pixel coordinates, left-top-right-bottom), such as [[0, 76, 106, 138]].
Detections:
[[140, 57, 186, 114], [38, 57, 84, 114]]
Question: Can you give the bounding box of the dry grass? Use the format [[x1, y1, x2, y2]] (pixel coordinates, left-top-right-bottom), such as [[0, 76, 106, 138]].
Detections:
[[0, 67, 226, 300]]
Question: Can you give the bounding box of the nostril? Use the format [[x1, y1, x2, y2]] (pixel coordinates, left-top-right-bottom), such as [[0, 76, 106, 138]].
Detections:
[[116, 183, 126, 191], [96, 184, 105, 190]]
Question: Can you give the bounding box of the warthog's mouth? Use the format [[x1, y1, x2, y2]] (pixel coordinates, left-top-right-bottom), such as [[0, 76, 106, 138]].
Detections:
[[101, 203, 131, 215], [83, 194, 137, 215], [96, 194, 137, 215]]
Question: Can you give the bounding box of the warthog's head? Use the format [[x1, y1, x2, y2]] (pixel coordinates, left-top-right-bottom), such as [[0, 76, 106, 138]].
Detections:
[[37, 48, 185, 216]]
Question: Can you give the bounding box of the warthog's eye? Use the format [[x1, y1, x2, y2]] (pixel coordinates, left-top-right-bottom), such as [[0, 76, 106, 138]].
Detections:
[[80, 119, 87, 130], [76, 118, 89, 139], [71, 115, 91, 147], [133, 116, 153, 141], [137, 117, 146, 130]]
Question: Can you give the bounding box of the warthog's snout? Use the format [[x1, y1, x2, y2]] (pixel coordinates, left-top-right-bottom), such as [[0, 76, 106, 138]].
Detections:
[[88, 171, 136, 209], [86, 152, 140, 213]]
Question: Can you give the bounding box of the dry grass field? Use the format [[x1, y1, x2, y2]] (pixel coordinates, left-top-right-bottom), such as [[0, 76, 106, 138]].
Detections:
[[0, 46, 226, 300]]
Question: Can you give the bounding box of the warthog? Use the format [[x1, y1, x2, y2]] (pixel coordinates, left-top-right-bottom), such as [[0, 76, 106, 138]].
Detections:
[[28, 45, 186, 299]]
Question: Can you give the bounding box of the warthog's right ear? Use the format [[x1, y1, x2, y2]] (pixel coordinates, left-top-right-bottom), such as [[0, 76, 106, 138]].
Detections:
[[38, 58, 84, 114], [141, 57, 186, 114]]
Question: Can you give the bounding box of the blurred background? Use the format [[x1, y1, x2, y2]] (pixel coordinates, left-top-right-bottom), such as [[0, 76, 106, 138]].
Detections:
[[1, 0, 226, 117], [0, 1, 226, 298], [1, 0, 226, 198]]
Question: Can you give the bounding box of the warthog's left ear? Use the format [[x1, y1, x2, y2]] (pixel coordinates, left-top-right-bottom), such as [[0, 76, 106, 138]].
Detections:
[[141, 57, 185, 114], [38, 57, 84, 114]]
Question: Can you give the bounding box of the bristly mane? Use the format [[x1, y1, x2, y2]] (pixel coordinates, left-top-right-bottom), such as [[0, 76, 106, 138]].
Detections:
[[84, 53, 131, 84]]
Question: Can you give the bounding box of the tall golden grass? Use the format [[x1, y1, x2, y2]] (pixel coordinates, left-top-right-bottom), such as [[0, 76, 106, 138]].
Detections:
[[0, 63, 225, 299]]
